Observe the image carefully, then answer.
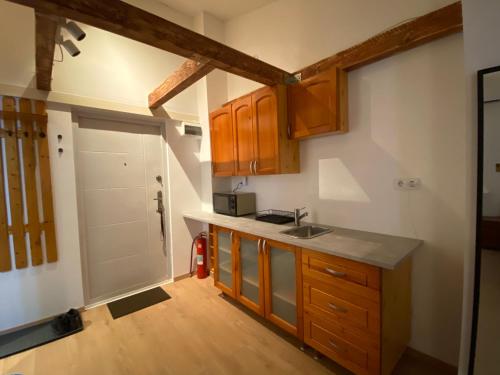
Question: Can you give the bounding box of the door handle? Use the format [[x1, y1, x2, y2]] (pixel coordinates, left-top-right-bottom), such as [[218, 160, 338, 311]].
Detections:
[[154, 190, 165, 241], [325, 268, 346, 278], [329, 339, 345, 352], [328, 302, 347, 313]]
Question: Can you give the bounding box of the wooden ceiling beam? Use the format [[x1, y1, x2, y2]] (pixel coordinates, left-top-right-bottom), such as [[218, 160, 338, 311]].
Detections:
[[35, 11, 58, 91], [149, 58, 214, 109], [6, 0, 292, 87], [296, 2, 463, 80]]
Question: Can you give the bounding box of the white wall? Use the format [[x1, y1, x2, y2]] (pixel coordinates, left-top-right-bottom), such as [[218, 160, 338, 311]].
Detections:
[[0, 0, 205, 329], [0, 0, 199, 117], [459, 1, 500, 372], [223, 0, 466, 366], [0, 108, 84, 331]]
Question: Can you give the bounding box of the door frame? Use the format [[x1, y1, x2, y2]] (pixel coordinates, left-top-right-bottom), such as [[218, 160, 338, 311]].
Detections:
[[72, 109, 173, 306]]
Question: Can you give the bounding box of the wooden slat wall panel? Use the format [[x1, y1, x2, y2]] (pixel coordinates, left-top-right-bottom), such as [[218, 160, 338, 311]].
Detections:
[[19, 99, 43, 265], [2, 97, 27, 269], [35, 100, 57, 262], [0, 120, 11, 271]]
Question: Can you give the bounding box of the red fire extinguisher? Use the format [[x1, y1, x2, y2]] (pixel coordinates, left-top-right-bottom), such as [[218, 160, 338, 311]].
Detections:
[[190, 233, 208, 279], [196, 236, 208, 279]]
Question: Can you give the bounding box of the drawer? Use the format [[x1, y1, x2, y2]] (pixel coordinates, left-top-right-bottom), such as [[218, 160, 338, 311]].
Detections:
[[303, 279, 380, 338], [304, 280, 380, 337], [304, 313, 380, 375], [302, 249, 380, 291]]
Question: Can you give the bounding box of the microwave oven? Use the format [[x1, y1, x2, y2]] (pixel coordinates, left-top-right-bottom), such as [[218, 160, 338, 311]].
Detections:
[[213, 192, 256, 217]]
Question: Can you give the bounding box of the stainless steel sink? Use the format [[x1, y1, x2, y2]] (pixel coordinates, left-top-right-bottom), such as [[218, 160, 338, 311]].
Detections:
[[280, 225, 332, 239]]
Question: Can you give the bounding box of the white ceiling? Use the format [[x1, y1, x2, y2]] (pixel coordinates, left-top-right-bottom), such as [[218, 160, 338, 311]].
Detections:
[[156, 0, 276, 21]]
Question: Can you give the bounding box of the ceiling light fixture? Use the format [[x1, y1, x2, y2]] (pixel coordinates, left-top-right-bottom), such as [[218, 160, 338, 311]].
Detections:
[[63, 21, 86, 41], [61, 39, 80, 57]]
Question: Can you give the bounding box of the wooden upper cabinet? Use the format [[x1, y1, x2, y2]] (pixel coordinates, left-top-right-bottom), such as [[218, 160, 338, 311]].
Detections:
[[209, 85, 299, 177], [252, 86, 280, 175], [232, 96, 254, 176], [288, 66, 348, 140], [209, 105, 235, 176]]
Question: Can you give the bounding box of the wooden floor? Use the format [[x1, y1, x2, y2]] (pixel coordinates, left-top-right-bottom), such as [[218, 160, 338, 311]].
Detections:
[[0, 277, 455, 375]]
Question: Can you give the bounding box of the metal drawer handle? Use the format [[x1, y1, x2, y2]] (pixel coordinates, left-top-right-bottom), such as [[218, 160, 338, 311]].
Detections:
[[328, 303, 347, 313], [325, 268, 346, 278], [329, 340, 345, 352]]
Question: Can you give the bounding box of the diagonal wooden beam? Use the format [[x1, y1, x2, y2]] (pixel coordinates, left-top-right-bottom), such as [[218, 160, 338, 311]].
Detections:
[[35, 11, 58, 91], [149, 58, 215, 109], [6, 0, 292, 86], [296, 1, 463, 80]]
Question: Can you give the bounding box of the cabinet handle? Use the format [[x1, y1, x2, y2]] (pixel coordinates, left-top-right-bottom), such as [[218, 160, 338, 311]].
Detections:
[[230, 231, 233, 243], [254, 160, 258, 174], [325, 268, 346, 278], [328, 302, 347, 313], [329, 340, 345, 352], [287, 124, 291, 139], [262, 240, 267, 254], [257, 239, 262, 254]]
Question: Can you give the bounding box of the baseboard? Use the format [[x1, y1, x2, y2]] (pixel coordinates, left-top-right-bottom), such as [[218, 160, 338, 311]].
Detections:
[[0, 307, 85, 336], [173, 272, 193, 282], [404, 347, 458, 374]]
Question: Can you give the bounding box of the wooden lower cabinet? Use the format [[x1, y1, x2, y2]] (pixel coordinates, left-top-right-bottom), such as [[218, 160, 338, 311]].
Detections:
[[302, 249, 411, 375], [213, 226, 303, 338], [213, 226, 411, 375]]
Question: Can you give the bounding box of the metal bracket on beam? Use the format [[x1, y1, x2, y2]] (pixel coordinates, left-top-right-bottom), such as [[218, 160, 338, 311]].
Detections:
[[285, 73, 302, 85]]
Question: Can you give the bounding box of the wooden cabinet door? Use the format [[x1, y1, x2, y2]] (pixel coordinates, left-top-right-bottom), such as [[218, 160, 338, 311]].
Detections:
[[252, 87, 279, 175], [232, 96, 255, 176], [288, 67, 347, 139], [213, 226, 236, 297], [210, 106, 235, 176], [234, 231, 265, 316], [263, 239, 303, 338]]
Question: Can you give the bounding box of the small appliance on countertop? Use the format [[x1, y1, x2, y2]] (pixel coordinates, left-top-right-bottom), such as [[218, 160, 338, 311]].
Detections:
[[255, 209, 295, 225], [213, 191, 256, 217]]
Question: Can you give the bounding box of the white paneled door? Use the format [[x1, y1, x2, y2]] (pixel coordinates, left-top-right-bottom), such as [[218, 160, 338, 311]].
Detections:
[[77, 117, 169, 305]]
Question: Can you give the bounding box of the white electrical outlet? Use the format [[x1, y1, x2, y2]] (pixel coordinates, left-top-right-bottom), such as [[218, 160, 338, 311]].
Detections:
[[394, 178, 421, 190]]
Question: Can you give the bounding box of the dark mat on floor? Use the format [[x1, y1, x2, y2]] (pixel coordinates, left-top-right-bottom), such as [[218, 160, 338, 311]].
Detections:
[[0, 310, 83, 359], [107, 287, 171, 319]]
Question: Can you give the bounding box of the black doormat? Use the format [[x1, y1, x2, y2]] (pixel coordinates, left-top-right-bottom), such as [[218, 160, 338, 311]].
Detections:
[[107, 287, 171, 319], [0, 310, 83, 359]]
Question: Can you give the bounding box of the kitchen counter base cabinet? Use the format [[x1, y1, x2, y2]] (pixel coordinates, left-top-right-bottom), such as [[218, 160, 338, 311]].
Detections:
[[302, 249, 411, 375], [213, 226, 303, 339], [213, 226, 236, 297], [213, 225, 412, 375]]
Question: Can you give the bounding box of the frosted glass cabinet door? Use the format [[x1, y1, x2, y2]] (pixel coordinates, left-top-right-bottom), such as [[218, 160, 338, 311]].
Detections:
[[215, 227, 234, 296], [236, 233, 263, 314], [264, 240, 299, 336]]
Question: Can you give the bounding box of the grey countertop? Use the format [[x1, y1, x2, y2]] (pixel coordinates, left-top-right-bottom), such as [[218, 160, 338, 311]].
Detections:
[[183, 210, 422, 270]]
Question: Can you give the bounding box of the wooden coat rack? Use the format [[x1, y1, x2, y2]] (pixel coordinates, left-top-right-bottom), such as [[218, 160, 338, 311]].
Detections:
[[0, 97, 57, 272]]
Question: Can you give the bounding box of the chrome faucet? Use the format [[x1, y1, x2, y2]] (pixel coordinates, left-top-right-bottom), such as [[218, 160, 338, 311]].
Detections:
[[294, 207, 308, 226]]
